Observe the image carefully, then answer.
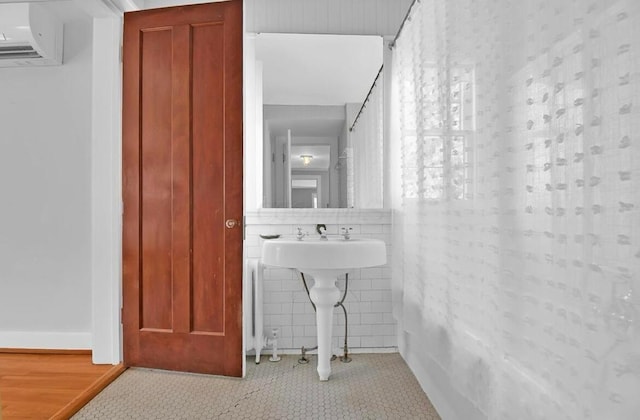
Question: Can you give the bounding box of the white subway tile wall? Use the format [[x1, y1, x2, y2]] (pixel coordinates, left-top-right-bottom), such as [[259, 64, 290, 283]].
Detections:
[[245, 209, 395, 354]]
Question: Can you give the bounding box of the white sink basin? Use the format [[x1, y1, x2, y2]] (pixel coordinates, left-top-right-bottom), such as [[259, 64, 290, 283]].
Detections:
[[261, 236, 386, 381], [261, 237, 386, 272]]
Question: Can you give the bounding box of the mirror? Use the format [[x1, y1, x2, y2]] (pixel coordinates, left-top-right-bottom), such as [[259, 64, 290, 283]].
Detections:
[[257, 33, 384, 208]]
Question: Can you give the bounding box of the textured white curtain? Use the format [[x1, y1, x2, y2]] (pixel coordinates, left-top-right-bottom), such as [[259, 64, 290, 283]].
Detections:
[[391, 0, 640, 419], [350, 72, 384, 208]]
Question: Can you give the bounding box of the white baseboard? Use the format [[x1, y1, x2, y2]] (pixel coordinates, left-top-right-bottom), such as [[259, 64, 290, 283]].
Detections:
[[0, 331, 91, 350]]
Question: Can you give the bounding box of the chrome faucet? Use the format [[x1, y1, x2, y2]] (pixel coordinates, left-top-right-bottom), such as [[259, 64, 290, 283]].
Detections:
[[316, 224, 328, 240], [296, 227, 307, 241], [340, 227, 352, 240]]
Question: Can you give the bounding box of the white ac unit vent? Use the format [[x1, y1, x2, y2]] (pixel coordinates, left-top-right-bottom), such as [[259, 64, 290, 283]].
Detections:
[[0, 3, 63, 67]]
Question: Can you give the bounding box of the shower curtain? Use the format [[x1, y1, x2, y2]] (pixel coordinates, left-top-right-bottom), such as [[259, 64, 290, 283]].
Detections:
[[350, 71, 384, 208], [391, 0, 640, 419]]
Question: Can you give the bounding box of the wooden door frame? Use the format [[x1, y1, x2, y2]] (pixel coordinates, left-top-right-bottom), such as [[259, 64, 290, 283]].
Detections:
[[89, 0, 248, 368]]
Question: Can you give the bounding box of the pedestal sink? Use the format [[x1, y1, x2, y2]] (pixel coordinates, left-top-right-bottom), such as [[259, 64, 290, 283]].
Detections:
[[261, 236, 386, 381]]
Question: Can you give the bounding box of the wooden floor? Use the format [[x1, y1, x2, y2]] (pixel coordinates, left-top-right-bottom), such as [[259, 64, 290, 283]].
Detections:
[[0, 352, 119, 420]]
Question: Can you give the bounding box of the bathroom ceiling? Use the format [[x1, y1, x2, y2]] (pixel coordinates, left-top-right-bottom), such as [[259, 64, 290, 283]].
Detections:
[[256, 33, 383, 106]]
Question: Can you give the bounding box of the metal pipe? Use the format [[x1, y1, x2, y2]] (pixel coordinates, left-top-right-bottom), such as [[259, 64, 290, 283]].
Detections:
[[389, 0, 420, 50], [349, 65, 384, 132], [335, 274, 351, 362], [300, 272, 316, 312], [268, 328, 281, 362], [298, 345, 317, 364], [336, 301, 351, 363]]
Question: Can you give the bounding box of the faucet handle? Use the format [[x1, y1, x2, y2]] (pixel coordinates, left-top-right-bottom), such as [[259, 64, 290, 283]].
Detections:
[[296, 227, 307, 240], [340, 227, 352, 240]]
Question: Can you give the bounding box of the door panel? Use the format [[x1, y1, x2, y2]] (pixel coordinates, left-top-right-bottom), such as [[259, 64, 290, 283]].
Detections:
[[122, 0, 243, 377], [192, 22, 225, 335], [140, 28, 173, 332]]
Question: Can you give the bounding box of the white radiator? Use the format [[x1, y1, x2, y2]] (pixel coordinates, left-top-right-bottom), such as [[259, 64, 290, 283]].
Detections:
[[244, 258, 265, 363]]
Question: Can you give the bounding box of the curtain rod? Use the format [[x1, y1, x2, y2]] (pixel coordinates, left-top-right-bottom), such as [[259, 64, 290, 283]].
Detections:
[[389, 0, 420, 49], [349, 64, 384, 132]]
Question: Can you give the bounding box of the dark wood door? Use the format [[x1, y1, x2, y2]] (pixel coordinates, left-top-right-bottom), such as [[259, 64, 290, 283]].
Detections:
[[122, 0, 243, 377]]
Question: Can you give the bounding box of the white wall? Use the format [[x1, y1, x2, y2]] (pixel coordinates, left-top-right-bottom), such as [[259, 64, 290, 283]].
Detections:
[[0, 12, 94, 349], [244, 35, 263, 211], [263, 108, 273, 207]]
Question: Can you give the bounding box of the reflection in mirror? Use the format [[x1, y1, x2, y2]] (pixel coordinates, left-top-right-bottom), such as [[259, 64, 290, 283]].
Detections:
[[291, 144, 329, 208], [257, 33, 384, 208]]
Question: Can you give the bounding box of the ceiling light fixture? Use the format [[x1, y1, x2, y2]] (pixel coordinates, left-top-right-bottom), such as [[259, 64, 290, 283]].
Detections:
[[300, 154, 313, 166]]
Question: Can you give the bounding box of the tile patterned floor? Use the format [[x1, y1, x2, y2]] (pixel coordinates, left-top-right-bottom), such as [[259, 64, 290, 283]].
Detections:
[[73, 353, 441, 419]]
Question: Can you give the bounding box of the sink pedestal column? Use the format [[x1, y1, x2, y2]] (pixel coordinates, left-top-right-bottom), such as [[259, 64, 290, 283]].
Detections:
[[308, 272, 341, 381]]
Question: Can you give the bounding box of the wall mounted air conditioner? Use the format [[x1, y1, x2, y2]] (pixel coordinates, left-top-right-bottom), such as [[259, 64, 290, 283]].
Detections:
[[0, 3, 63, 67]]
